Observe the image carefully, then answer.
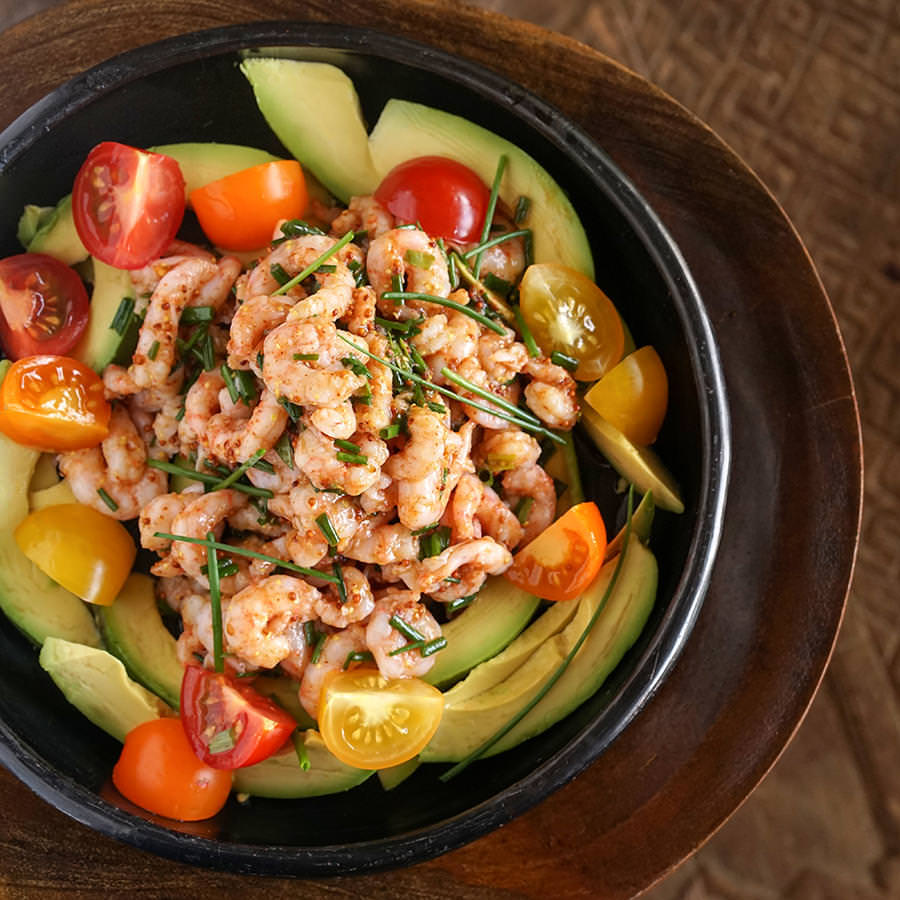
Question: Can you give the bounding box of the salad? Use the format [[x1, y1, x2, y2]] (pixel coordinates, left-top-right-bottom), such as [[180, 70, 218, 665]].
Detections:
[[0, 60, 681, 822]]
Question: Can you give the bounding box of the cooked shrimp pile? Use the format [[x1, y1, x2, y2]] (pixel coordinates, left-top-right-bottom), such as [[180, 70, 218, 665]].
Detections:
[[61, 196, 579, 714]]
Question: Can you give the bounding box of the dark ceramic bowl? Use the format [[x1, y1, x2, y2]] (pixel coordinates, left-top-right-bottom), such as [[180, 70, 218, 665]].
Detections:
[[0, 22, 729, 875]]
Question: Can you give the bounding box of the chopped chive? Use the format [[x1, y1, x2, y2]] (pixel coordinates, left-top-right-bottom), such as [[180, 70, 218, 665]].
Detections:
[[514, 496, 534, 524], [256, 351, 264, 370], [451, 252, 516, 323], [201, 557, 240, 579], [252, 456, 275, 474], [389, 614, 426, 643], [550, 351, 579, 372], [315, 512, 339, 549], [513, 305, 541, 358], [295, 738, 311, 771], [270, 262, 291, 286], [341, 356, 371, 379], [482, 272, 513, 298], [407, 343, 428, 374], [380, 291, 505, 335], [514, 195, 531, 224], [207, 729, 235, 754], [154, 532, 340, 583], [146, 340, 160, 361], [234, 369, 258, 405], [464, 228, 531, 263], [210, 448, 267, 491], [523, 230, 534, 268], [343, 650, 374, 670], [333, 439, 360, 453], [206, 530, 225, 673], [272, 230, 355, 296], [194, 331, 216, 371], [336, 451, 368, 465], [181, 306, 214, 325], [293, 352, 319, 361], [421, 637, 447, 657], [311, 632, 327, 664], [559, 429, 585, 506], [274, 431, 294, 469], [439, 366, 540, 426], [277, 396, 303, 422], [390, 272, 405, 295], [388, 639, 427, 657], [411, 522, 440, 536], [110, 297, 135, 335], [374, 315, 417, 334], [318, 486, 346, 496], [220, 364, 240, 404], [379, 419, 405, 440], [444, 576, 462, 585], [426, 401, 447, 414], [404, 249, 435, 269], [279, 219, 325, 238], [174, 405, 185, 421], [447, 594, 477, 613], [355, 385, 372, 405], [440, 487, 636, 782], [418, 525, 451, 560], [474, 155, 508, 277], [96, 487, 118, 512], [316, 264, 337, 274], [333, 560, 348, 604]]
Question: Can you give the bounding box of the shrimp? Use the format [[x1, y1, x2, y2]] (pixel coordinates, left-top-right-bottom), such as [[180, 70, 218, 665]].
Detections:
[[476, 484, 524, 550], [247, 234, 362, 298], [58, 405, 167, 520], [411, 306, 480, 373], [403, 537, 513, 602], [190, 255, 242, 312], [502, 462, 556, 544], [293, 424, 388, 496], [224, 574, 321, 672], [316, 567, 375, 629], [129, 241, 216, 298], [474, 428, 541, 474], [475, 221, 526, 284], [298, 623, 368, 719], [477, 327, 529, 385], [453, 356, 523, 430], [358, 472, 397, 516], [444, 473, 484, 543], [345, 285, 376, 336], [365, 589, 442, 679], [156, 575, 197, 614], [279, 481, 366, 559], [522, 357, 579, 429], [367, 227, 451, 304], [139, 491, 194, 553], [227, 295, 293, 373], [308, 403, 357, 441], [202, 386, 289, 466], [245, 449, 301, 495], [330, 195, 395, 241], [353, 332, 393, 435], [342, 518, 419, 566]]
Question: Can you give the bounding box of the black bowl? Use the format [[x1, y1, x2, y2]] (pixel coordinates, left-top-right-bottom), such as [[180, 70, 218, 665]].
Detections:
[[0, 22, 729, 875]]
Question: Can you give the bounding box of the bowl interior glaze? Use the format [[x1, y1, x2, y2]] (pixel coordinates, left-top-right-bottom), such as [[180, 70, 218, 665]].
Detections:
[[0, 23, 728, 875]]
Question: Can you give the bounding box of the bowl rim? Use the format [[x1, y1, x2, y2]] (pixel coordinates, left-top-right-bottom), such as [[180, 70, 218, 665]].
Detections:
[[0, 20, 730, 875]]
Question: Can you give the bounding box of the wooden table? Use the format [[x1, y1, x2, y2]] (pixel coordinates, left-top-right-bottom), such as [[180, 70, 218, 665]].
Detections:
[[0, 1, 861, 897]]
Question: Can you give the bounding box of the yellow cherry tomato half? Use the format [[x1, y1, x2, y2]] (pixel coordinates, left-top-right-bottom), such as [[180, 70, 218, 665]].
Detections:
[[584, 346, 669, 446], [519, 263, 625, 381], [15, 503, 136, 606], [190, 160, 308, 251], [318, 668, 444, 769]]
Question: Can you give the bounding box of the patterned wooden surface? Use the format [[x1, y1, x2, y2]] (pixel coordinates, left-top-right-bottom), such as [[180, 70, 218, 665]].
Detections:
[[0, 0, 891, 897]]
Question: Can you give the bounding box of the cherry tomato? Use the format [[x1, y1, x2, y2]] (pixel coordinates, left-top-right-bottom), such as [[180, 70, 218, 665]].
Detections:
[[15, 503, 136, 606], [73, 142, 185, 269], [505, 502, 607, 603], [519, 263, 625, 381], [180, 666, 296, 770], [113, 718, 232, 821], [318, 668, 444, 769], [190, 160, 308, 251], [0, 253, 89, 360], [584, 346, 669, 446], [0, 355, 110, 451], [374, 156, 489, 243]]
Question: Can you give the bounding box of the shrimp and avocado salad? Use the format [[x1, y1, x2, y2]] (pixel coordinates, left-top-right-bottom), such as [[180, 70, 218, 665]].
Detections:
[[0, 60, 683, 822]]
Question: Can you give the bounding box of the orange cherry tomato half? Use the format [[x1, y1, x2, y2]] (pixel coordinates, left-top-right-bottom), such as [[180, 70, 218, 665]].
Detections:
[[190, 160, 308, 251], [0, 253, 89, 360], [73, 142, 186, 270], [180, 666, 297, 770], [113, 718, 232, 821], [584, 346, 669, 446], [504, 502, 607, 603], [0, 355, 111, 451]]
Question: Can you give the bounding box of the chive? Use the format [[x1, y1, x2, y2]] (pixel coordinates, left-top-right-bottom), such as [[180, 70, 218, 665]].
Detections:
[[379, 418, 406, 440], [316, 264, 337, 274], [201, 557, 240, 579], [355, 385, 372, 405], [206, 529, 225, 673], [174, 406, 185, 421], [374, 316, 416, 333], [96, 487, 118, 512], [333, 560, 348, 604], [194, 331, 216, 371], [315, 512, 339, 549], [411, 523, 439, 536], [295, 738, 311, 771], [311, 633, 326, 664], [341, 356, 371, 379], [474, 155, 508, 277], [447, 594, 477, 613], [524, 230, 534, 268], [252, 456, 275, 474], [404, 249, 435, 269], [270, 262, 291, 286], [274, 432, 294, 469], [220, 364, 240, 404], [463, 228, 531, 263], [110, 297, 135, 335], [427, 401, 447, 414], [293, 352, 319, 361], [389, 614, 426, 643], [482, 272, 513, 298], [421, 637, 447, 657], [513, 305, 541, 358], [343, 650, 374, 670], [418, 525, 451, 560], [338, 334, 564, 445], [449, 252, 516, 322], [181, 306, 214, 325], [146, 340, 160, 361], [154, 532, 340, 583], [333, 439, 360, 452], [277, 396, 303, 422], [207, 729, 235, 754], [514, 195, 531, 224], [390, 272, 405, 295], [272, 231, 355, 295], [550, 351, 579, 372], [559, 429, 585, 505], [407, 343, 428, 374], [336, 451, 368, 465], [234, 369, 259, 405], [279, 219, 325, 239], [514, 496, 534, 524], [380, 291, 505, 335], [439, 366, 541, 426], [444, 576, 462, 585], [388, 639, 427, 657], [440, 487, 636, 782], [304, 621, 318, 647], [315, 486, 346, 496], [210, 448, 266, 491], [256, 351, 264, 370]]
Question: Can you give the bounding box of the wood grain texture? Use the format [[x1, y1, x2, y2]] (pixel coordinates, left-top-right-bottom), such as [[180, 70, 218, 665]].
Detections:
[[0, 1, 861, 897]]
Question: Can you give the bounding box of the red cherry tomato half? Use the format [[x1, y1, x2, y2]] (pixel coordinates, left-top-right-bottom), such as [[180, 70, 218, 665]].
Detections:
[[180, 666, 296, 770], [374, 156, 489, 243], [0, 253, 89, 359], [73, 141, 186, 270]]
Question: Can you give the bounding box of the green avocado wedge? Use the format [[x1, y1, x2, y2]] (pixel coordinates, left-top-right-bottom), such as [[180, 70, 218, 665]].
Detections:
[[233, 730, 374, 798], [97, 573, 183, 709], [420, 536, 657, 763], [72, 258, 136, 374], [0, 363, 100, 648], [39, 638, 171, 742], [19, 194, 88, 265]]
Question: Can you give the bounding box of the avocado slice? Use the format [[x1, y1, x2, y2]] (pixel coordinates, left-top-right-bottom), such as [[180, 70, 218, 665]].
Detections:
[[28, 453, 60, 492], [377, 757, 421, 791], [424, 577, 540, 688], [580, 406, 684, 513], [604, 492, 655, 560], [420, 536, 656, 762], [97, 573, 183, 709], [251, 674, 316, 729], [19, 194, 88, 265], [232, 730, 373, 798], [39, 638, 171, 742], [29, 479, 78, 512]]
